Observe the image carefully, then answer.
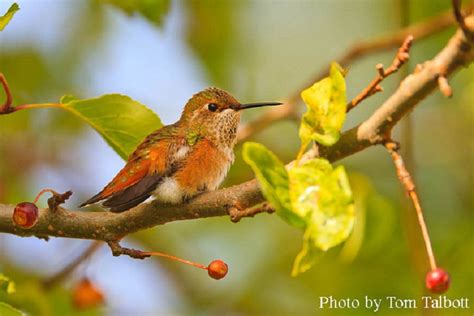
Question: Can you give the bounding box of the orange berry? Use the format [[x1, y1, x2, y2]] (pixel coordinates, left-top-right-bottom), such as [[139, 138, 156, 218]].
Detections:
[[72, 278, 105, 310], [207, 260, 228, 280]]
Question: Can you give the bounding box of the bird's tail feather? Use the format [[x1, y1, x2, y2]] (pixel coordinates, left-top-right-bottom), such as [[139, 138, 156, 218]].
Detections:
[[102, 174, 162, 212], [79, 192, 105, 208]]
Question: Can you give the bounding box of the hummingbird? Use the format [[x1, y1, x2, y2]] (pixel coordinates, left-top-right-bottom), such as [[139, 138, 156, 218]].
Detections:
[[80, 87, 281, 212]]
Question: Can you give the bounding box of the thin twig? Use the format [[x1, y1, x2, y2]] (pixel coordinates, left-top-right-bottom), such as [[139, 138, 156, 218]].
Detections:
[[437, 74, 453, 97], [384, 141, 437, 270], [107, 240, 150, 259], [347, 36, 413, 112], [42, 241, 103, 290], [0, 73, 13, 114], [230, 202, 274, 223]]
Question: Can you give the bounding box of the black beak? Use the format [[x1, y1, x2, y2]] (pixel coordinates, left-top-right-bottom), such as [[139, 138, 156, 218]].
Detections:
[[231, 102, 282, 111]]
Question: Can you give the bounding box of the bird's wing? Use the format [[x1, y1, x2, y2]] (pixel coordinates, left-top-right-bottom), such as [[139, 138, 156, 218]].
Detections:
[[80, 125, 185, 212]]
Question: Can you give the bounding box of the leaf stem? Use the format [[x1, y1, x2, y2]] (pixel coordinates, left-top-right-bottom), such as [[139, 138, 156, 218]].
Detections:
[[0, 73, 62, 114], [13, 103, 62, 112]]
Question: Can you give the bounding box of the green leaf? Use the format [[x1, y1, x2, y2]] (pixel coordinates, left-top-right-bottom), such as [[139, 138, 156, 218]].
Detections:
[[242, 142, 305, 228], [291, 226, 323, 276], [0, 274, 15, 294], [243, 143, 355, 276], [0, 302, 23, 316], [103, 0, 170, 27], [307, 165, 354, 250], [288, 159, 332, 219], [299, 62, 347, 154], [0, 3, 19, 31], [289, 160, 355, 276], [60, 94, 162, 160]]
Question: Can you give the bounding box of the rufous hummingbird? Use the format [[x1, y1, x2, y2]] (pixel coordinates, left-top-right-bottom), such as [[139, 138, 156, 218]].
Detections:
[[80, 87, 281, 212]]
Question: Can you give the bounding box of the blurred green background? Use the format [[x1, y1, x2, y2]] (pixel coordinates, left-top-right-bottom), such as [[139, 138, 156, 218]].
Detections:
[[0, 0, 472, 315]]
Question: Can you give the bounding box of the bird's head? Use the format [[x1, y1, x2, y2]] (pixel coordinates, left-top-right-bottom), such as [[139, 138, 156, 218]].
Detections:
[[180, 87, 281, 145]]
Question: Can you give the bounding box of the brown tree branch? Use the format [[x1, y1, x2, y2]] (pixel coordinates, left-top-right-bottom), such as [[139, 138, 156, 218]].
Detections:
[[0, 15, 473, 251], [236, 6, 469, 142]]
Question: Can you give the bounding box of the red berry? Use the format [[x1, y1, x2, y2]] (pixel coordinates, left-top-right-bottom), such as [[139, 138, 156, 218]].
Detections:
[[72, 278, 105, 310], [207, 260, 228, 280], [425, 268, 450, 293], [13, 202, 39, 229]]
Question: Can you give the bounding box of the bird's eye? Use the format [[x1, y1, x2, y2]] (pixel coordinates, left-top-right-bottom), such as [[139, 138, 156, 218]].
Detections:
[[208, 103, 218, 112]]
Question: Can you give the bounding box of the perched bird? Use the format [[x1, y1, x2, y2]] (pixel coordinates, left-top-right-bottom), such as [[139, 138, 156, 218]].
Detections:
[[80, 88, 281, 212]]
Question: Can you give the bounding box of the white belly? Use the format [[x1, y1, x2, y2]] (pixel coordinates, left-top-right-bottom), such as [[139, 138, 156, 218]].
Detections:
[[153, 177, 184, 204]]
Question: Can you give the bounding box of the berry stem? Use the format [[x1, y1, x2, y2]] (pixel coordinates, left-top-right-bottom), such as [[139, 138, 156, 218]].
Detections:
[[141, 251, 208, 270], [34, 189, 60, 204], [384, 141, 437, 270], [409, 191, 437, 270]]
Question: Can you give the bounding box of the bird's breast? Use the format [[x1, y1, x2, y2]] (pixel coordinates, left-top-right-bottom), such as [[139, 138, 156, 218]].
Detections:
[[153, 139, 233, 203]]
